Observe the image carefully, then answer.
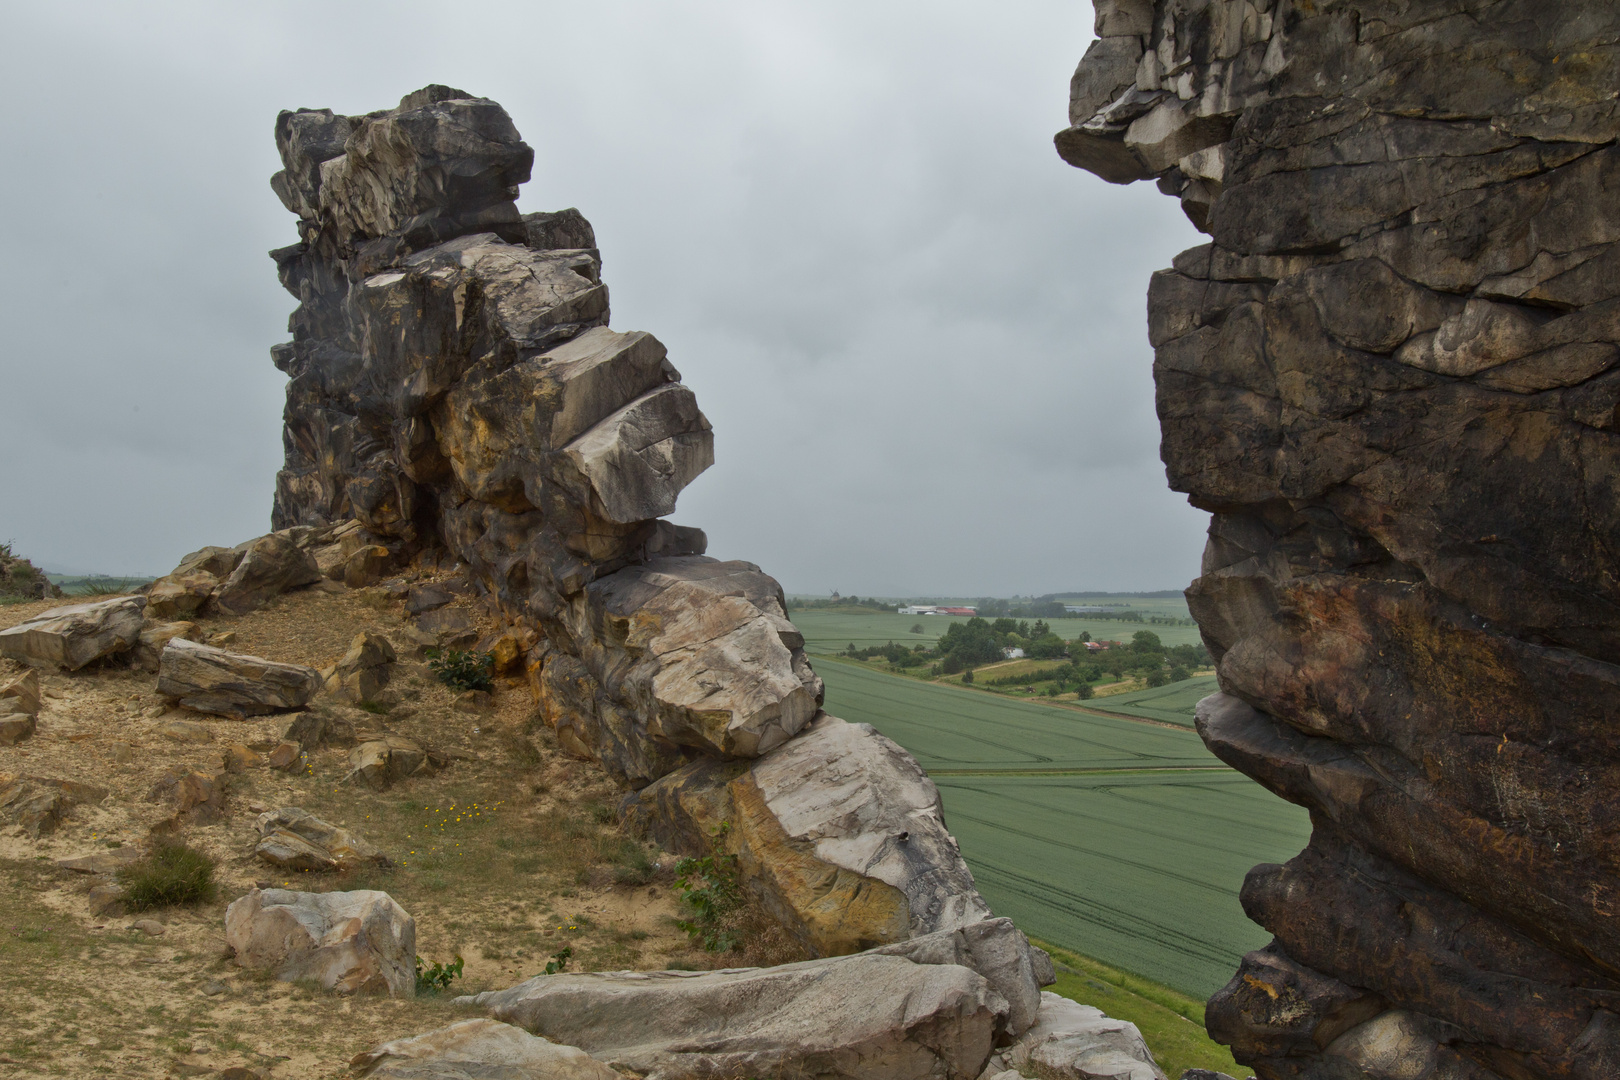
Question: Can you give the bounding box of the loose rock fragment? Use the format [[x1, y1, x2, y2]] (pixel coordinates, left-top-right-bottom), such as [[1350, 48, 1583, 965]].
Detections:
[[253, 807, 389, 872]]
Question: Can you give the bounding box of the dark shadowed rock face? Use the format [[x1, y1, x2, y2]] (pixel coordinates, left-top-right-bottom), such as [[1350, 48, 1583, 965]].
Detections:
[[1062, 3, 1620, 1078]]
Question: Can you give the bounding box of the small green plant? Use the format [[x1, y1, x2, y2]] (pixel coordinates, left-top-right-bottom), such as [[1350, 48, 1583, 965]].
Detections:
[[119, 840, 217, 911], [672, 823, 744, 952], [415, 954, 464, 994], [425, 648, 495, 692], [539, 946, 572, 975]]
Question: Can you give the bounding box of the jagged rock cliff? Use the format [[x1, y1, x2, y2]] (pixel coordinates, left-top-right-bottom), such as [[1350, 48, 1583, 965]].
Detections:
[[266, 85, 995, 963], [1061, 3, 1620, 1078]]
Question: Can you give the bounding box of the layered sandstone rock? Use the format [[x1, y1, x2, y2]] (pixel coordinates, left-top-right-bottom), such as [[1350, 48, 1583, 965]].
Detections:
[[1061, 3, 1620, 1077], [0, 596, 146, 670], [263, 84, 1003, 966]]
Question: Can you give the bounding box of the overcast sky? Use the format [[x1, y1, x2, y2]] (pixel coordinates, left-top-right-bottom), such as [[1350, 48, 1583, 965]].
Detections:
[[0, 1, 1206, 596]]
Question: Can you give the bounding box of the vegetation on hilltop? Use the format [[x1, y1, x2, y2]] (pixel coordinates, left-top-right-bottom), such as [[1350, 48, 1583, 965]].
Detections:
[[0, 541, 64, 604], [843, 619, 1208, 693]]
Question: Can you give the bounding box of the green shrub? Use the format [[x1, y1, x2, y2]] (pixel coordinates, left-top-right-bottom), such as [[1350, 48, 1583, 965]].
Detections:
[[673, 823, 744, 952], [425, 648, 495, 692], [415, 954, 464, 995], [119, 840, 217, 911], [1145, 669, 1168, 688], [539, 946, 572, 975], [1075, 682, 1094, 700]]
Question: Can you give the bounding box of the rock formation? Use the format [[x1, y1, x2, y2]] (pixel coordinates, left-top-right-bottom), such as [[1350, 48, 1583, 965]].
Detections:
[[1060, 3, 1620, 1077], [264, 85, 1001, 967]]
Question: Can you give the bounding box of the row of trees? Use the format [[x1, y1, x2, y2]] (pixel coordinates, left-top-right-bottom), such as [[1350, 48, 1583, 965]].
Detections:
[[843, 620, 1210, 683]]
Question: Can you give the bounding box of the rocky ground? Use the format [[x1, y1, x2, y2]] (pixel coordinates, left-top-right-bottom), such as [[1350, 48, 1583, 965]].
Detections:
[[0, 578, 798, 1080]]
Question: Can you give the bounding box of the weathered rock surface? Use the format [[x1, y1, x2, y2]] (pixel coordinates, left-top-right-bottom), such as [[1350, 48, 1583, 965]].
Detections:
[[463, 952, 1005, 1080], [544, 557, 823, 785], [345, 736, 430, 789], [213, 532, 321, 615], [147, 766, 226, 824], [325, 631, 397, 703], [985, 992, 1165, 1080], [875, 918, 1053, 1043], [352, 1019, 620, 1080], [130, 619, 202, 672], [1061, 3, 1620, 1077], [0, 669, 40, 744], [0, 775, 106, 837], [225, 887, 414, 996], [0, 596, 146, 670], [253, 807, 388, 871], [626, 713, 990, 955], [157, 638, 321, 717]]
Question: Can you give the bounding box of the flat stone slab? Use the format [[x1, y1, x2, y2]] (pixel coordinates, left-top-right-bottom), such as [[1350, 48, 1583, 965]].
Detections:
[[157, 638, 321, 717], [0, 596, 146, 670], [460, 951, 1005, 1080], [352, 1019, 620, 1080]]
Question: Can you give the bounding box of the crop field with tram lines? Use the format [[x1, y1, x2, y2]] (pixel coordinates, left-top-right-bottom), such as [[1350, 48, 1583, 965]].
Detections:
[[815, 658, 1310, 998]]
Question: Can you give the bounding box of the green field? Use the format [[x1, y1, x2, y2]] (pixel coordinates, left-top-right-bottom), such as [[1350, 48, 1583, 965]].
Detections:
[[1090, 675, 1221, 727], [816, 660, 1310, 998], [788, 606, 1206, 652]]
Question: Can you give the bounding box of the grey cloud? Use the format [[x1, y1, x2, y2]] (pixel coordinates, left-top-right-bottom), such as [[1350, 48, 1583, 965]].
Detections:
[[0, 0, 1205, 593]]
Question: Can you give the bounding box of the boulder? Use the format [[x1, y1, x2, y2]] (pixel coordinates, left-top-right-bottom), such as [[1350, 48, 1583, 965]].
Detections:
[[986, 992, 1166, 1080], [875, 918, 1054, 1042], [130, 619, 202, 672], [156, 638, 321, 718], [225, 887, 415, 996], [266, 740, 305, 771], [0, 711, 34, 746], [0, 775, 106, 838], [283, 707, 359, 752], [351, 1019, 620, 1080], [254, 807, 389, 872], [547, 558, 824, 784], [1, 669, 41, 716], [212, 532, 321, 615], [147, 767, 226, 824], [416, 606, 473, 641], [0, 669, 40, 745], [144, 572, 219, 620], [0, 596, 146, 670], [222, 744, 261, 773], [345, 736, 430, 789], [325, 632, 397, 703], [625, 714, 991, 956], [462, 952, 1005, 1080], [343, 545, 394, 588], [155, 719, 214, 744], [405, 584, 453, 615]]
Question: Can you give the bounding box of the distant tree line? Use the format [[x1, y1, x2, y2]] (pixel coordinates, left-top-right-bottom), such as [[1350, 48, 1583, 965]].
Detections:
[[842, 619, 1210, 691]]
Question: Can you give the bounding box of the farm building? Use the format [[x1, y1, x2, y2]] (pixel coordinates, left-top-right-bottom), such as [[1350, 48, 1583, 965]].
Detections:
[[898, 605, 940, 615], [938, 606, 977, 616], [1002, 647, 1026, 660]]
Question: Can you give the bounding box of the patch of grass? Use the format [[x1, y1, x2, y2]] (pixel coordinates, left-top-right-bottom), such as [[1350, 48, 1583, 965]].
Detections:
[[119, 840, 217, 911], [1036, 940, 1242, 1078]]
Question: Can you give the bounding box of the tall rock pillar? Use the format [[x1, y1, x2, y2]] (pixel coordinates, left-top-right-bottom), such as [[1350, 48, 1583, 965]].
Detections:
[[1060, 3, 1620, 1077]]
